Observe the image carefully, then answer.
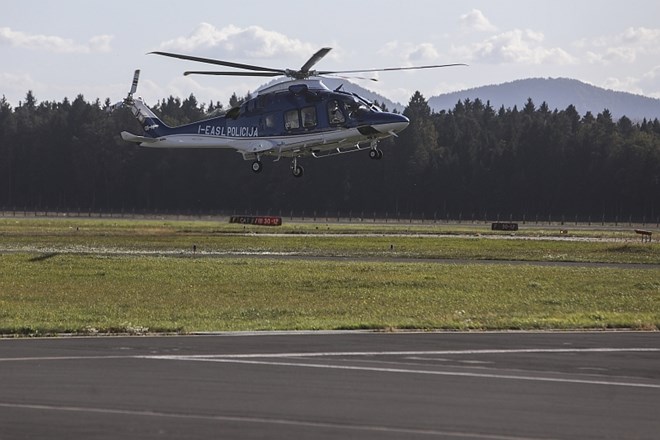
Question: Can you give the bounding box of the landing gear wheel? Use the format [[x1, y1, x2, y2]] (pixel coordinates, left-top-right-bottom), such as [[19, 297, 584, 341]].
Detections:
[[369, 149, 383, 160], [292, 165, 304, 178], [251, 161, 263, 173]]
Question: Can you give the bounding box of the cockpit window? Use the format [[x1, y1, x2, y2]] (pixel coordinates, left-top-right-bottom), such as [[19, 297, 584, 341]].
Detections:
[[353, 93, 380, 112], [341, 97, 365, 120], [336, 92, 378, 118], [327, 100, 345, 125]]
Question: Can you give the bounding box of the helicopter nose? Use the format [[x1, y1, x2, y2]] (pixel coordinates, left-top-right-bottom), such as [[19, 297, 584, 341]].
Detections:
[[375, 113, 409, 134], [357, 112, 410, 137]]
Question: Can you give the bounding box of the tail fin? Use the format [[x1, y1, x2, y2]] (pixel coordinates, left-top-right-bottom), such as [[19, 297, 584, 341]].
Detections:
[[110, 69, 170, 139], [127, 97, 170, 138]]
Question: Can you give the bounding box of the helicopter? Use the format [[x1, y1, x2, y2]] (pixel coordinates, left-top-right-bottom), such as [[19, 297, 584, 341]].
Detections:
[[114, 48, 465, 177]]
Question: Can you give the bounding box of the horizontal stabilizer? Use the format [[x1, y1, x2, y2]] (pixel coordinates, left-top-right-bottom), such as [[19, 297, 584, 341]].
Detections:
[[121, 131, 158, 144]]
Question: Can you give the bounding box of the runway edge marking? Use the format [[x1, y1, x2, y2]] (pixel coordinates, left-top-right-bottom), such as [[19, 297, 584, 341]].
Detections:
[[0, 402, 556, 440], [143, 348, 660, 390]]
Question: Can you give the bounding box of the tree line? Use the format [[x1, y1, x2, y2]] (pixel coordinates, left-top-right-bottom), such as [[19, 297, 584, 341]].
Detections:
[[1, 89, 659, 221]]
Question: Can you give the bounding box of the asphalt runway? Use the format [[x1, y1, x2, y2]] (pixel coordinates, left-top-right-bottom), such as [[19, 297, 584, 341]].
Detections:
[[1, 332, 659, 439]]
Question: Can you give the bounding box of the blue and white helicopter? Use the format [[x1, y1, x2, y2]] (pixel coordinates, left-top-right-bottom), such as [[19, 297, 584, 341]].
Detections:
[[115, 48, 464, 177]]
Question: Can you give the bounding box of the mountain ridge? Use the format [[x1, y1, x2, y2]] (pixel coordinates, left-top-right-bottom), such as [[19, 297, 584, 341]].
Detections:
[[427, 77, 660, 121]]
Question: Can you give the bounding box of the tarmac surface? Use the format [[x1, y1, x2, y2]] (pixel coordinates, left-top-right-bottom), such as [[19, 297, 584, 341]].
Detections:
[[1, 331, 659, 439]]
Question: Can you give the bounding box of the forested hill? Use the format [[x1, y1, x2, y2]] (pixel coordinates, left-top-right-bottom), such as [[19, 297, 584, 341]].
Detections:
[[428, 78, 660, 121]]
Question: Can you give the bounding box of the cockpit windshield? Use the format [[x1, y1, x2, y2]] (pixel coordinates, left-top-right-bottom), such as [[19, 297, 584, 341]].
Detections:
[[339, 95, 372, 120], [352, 93, 382, 112]]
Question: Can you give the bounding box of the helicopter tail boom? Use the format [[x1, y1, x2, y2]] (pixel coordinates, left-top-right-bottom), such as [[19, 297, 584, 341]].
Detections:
[[125, 98, 170, 138]]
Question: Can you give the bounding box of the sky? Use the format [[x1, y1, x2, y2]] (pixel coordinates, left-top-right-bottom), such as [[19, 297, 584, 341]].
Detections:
[[3, 0, 660, 109]]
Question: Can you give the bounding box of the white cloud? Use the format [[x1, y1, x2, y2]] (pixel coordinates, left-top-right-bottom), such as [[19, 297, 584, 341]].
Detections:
[[586, 47, 636, 64], [587, 64, 660, 98], [378, 41, 442, 65], [635, 65, 660, 98], [407, 43, 440, 62], [601, 76, 644, 95], [453, 29, 575, 65], [0, 27, 113, 53], [582, 27, 660, 65], [642, 65, 660, 82], [460, 9, 497, 33], [88, 35, 113, 53], [159, 23, 316, 60], [610, 27, 660, 47]]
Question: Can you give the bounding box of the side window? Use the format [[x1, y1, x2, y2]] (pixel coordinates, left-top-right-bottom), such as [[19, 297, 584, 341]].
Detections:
[[301, 106, 317, 128], [265, 114, 275, 128], [284, 110, 299, 130], [327, 100, 345, 125]]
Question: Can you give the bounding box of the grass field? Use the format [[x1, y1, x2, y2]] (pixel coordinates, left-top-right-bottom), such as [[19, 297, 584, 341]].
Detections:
[[0, 218, 658, 334]]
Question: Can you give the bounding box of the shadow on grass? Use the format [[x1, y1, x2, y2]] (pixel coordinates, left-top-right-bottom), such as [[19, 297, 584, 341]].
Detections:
[[28, 253, 59, 262]]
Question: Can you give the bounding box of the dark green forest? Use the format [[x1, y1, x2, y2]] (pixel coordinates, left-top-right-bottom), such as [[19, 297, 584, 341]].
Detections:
[[1, 89, 659, 221]]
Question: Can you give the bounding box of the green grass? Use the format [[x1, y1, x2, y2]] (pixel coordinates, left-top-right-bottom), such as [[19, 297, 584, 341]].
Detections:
[[0, 253, 658, 335], [1, 218, 659, 264], [0, 218, 658, 334]]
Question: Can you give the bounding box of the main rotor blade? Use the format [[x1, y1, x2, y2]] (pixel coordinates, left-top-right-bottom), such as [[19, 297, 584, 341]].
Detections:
[[183, 71, 283, 77], [325, 74, 379, 82], [318, 63, 468, 75], [149, 51, 285, 74], [300, 47, 332, 73]]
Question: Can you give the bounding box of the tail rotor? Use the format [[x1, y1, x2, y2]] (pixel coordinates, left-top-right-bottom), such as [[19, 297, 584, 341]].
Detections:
[[107, 69, 141, 113]]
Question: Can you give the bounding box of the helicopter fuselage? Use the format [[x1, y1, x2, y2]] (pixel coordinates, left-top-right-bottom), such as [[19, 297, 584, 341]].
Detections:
[[121, 79, 408, 176]]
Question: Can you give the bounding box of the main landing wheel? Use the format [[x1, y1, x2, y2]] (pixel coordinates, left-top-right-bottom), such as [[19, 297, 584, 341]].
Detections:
[[369, 149, 383, 160], [292, 164, 304, 178], [251, 161, 263, 173]]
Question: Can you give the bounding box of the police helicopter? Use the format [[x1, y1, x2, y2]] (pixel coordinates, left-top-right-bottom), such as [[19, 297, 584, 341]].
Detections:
[[113, 48, 465, 177]]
